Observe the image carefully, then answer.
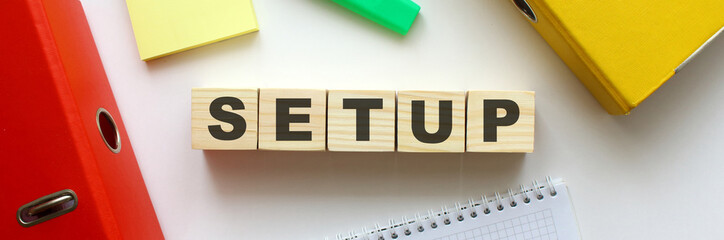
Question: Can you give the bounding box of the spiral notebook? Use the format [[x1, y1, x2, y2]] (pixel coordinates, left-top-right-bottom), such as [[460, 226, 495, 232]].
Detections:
[[334, 177, 579, 240]]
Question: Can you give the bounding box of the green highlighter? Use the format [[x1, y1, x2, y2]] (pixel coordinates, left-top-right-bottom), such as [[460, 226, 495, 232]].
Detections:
[[332, 0, 421, 35]]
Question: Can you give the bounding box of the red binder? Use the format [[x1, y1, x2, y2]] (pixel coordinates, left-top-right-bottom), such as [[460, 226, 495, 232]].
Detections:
[[0, 0, 164, 239]]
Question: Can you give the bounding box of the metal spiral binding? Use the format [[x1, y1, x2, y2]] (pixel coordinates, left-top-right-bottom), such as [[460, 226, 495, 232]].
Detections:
[[331, 177, 560, 240]]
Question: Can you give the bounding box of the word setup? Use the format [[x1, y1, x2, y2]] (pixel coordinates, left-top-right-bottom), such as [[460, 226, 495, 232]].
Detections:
[[192, 89, 534, 152]]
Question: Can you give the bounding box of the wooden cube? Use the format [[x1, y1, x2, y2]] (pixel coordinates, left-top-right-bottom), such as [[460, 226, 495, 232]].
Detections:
[[327, 90, 396, 152], [191, 88, 258, 150], [258, 89, 326, 151], [467, 91, 534, 152], [397, 91, 466, 152]]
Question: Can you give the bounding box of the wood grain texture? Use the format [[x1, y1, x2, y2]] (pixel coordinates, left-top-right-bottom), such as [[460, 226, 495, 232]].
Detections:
[[191, 88, 258, 150], [327, 90, 396, 152], [258, 89, 326, 151], [397, 91, 466, 152], [466, 90, 534, 152]]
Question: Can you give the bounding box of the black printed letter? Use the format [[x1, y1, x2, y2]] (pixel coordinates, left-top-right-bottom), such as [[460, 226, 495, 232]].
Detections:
[[208, 97, 246, 141], [276, 98, 312, 141], [343, 98, 384, 141], [411, 100, 453, 144], [483, 99, 520, 142]]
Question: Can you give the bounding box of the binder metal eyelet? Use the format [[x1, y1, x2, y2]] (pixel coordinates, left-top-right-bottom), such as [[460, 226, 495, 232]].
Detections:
[[17, 189, 78, 227], [511, 0, 537, 23], [96, 108, 121, 154]]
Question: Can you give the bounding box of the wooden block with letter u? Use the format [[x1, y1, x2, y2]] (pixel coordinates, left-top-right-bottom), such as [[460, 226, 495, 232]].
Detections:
[[467, 90, 535, 152], [191, 88, 258, 150], [397, 91, 466, 152]]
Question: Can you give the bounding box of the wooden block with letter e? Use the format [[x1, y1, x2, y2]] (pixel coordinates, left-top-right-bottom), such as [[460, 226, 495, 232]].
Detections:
[[327, 90, 396, 152], [258, 89, 327, 151], [467, 90, 535, 152], [191, 88, 258, 150], [397, 91, 466, 152]]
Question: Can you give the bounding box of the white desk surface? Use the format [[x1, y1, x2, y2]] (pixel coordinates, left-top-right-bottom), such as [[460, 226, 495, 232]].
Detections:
[[80, 1, 724, 239]]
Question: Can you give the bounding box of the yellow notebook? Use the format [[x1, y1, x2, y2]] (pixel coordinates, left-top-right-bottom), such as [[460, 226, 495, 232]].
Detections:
[[512, 0, 724, 114], [125, 0, 258, 61]]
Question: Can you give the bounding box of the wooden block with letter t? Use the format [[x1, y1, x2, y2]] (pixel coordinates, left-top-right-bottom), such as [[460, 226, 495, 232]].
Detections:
[[467, 90, 534, 152], [327, 90, 396, 152], [191, 88, 258, 150], [258, 89, 327, 151], [397, 91, 466, 152]]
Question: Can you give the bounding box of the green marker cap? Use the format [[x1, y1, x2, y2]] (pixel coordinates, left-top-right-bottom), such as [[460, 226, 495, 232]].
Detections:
[[332, 0, 421, 35]]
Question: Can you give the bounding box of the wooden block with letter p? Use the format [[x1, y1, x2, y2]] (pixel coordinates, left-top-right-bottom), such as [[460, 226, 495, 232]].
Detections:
[[258, 89, 327, 151], [191, 88, 258, 150], [467, 90, 534, 152], [327, 90, 396, 152], [397, 91, 466, 152]]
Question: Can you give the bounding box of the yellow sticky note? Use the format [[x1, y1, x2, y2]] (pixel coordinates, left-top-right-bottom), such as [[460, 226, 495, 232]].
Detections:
[[125, 0, 259, 61]]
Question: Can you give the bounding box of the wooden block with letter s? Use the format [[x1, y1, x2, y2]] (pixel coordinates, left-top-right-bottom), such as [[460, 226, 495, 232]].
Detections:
[[467, 90, 534, 152], [327, 90, 396, 152], [258, 89, 327, 151], [191, 88, 258, 150], [397, 91, 466, 152]]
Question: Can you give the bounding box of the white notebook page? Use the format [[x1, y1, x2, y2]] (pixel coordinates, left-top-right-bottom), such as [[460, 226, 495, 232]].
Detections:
[[355, 181, 579, 240]]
